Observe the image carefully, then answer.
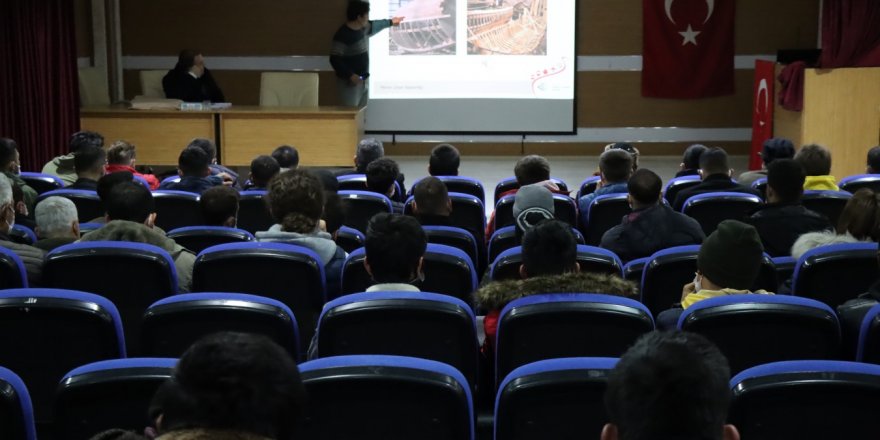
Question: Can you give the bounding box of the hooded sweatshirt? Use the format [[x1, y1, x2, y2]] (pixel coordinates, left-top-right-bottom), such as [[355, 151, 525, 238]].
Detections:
[[256, 224, 347, 296], [41, 153, 77, 185], [791, 230, 865, 260], [804, 175, 839, 191]]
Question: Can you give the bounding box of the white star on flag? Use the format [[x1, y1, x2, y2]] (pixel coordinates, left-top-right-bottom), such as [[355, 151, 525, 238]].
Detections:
[[679, 24, 701, 46]]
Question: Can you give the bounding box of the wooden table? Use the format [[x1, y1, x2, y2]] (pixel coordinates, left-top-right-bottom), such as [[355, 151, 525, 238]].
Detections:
[[80, 105, 364, 167]]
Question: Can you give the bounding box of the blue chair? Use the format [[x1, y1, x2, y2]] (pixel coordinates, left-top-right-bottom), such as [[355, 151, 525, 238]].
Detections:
[[840, 174, 880, 194], [298, 355, 474, 440], [192, 242, 325, 348], [338, 190, 393, 234], [792, 242, 879, 307], [20, 172, 63, 195], [152, 190, 203, 231], [0, 289, 125, 426], [405, 192, 486, 244], [662, 175, 701, 206], [489, 245, 623, 282], [10, 224, 36, 245], [622, 256, 649, 283], [495, 358, 617, 440], [580, 194, 631, 246], [334, 225, 365, 254], [857, 304, 880, 364], [0, 246, 28, 289], [236, 190, 274, 234], [44, 242, 177, 355], [340, 244, 477, 302], [167, 226, 255, 254], [54, 358, 176, 439], [576, 176, 601, 198], [409, 176, 486, 204], [729, 361, 880, 439], [78, 222, 104, 234], [493, 194, 578, 231], [36, 189, 103, 223], [423, 226, 479, 271], [495, 294, 653, 386], [751, 177, 768, 198], [0, 367, 36, 440], [801, 190, 851, 226], [338, 174, 404, 201], [487, 225, 585, 264], [316, 291, 479, 387], [681, 192, 763, 235], [678, 295, 841, 374], [160, 175, 181, 186], [493, 177, 568, 205], [142, 292, 300, 357], [771, 256, 797, 287], [132, 175, 151, 189]]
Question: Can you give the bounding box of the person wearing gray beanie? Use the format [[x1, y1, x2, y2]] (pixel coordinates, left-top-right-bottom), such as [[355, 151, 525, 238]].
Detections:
[[513, 184, 555, 242]]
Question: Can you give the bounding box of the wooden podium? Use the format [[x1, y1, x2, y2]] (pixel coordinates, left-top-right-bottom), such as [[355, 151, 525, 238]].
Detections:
[[774, 67, 880, 179]]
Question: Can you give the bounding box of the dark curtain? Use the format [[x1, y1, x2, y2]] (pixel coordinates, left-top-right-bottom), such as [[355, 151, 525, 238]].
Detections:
[[820, 0, 880, 68], [0, 0, 80, 171]]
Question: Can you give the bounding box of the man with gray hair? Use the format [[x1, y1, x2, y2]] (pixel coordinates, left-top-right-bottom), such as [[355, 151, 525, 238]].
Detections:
[[338, 137, 407, 197], [34, 196, 80, 251], [0, 174, 46, 285]]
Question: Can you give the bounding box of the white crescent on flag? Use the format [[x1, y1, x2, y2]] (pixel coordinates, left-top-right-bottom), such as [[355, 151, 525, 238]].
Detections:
[[664, 0, 716, 25], [756, 78, 770, 126]]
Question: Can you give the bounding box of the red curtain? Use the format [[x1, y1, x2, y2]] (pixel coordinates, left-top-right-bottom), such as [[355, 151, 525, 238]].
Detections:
[[820, 0, 880, 68], [0, 0, 80, 171]]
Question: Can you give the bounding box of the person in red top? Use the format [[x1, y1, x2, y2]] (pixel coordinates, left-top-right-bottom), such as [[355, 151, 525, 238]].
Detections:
[[486, 155, 567, 240], [105, 141, 160, 190]]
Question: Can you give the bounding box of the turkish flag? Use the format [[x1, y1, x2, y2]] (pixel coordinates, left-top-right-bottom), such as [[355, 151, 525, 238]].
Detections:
[[749, 60, 775, 170], [642, 0, 736, 99]]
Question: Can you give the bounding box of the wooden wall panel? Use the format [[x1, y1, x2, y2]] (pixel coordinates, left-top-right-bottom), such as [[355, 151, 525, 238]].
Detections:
[[75, 0, 92, 58]]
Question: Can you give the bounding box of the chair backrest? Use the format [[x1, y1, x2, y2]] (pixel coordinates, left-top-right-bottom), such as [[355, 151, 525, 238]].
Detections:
[[335, 225, 365, 253], [192, 242, 325, 349], [422, 226, 479, 270], [316, 291, 479, 386], [662, 175, 701, 205], [160, 175, 181, 186], [37, 189, 103, 223], [858, 304, 880, 364], [9, 225, 36, 245], [54, 358, 175, 439], [495, 293, 653, 386], [20, 172, 63, 194], [493, 194, 577, 230], [681, 192, 764, 235], [801, 190, 851, 226], [841, 174, 880, 194], [0, 289, 125, 424], [495, 358, 617, 440], [338, 190, 393, 234], [0, 367, 36, 440], [622, 257, 649, 283], [487, 225, 585, 264], [429, 176, 486, 203], [298, 355, 474, 440], [751, 177, 768, 199], [576, 176, 601, 199], [678, 295, 841, 374], [78, 67, 111, 106], [493, 177, 568, 205], [142, 292, 299, 358], [489, 245, 623, 282], [0, 246, 28, 289], [338, 174, 403, 200], [139, 70, 167, 98], [78, 222, 104, 234], [152, 190, 203, 231], [729, 361, 880, 439], [166, 226, 255, 254], [581, 194, 632, 246], [259, 72, 319, 107], [237, 190, 274, 234], [792, 242, 880, 307], [43, 242, 178, 355], [405, 192, 487, 247]]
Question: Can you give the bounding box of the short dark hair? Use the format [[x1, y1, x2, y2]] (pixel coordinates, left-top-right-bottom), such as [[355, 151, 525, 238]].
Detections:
[[97, 171, 134, 203], [74, 146, 106, 175], [272, 145, 299, 169], [200, 185, 240, 226], [187, 138, 217, 160], [429, 144, 460, 176], [107, 141, 137, 165], [355, 138, 384, 172], [413, 177, 449, 216], [607, 143, 640, 171], [682, 144, 708, 170], [365, 213, 427, 283], [795, 144, 832, 176], [837, 188, 880, 240], [0, 138, 18, 169], [767, 159, 805, 203], [628, 169, 662, 205], [761, 138, 796, 166], [69, 131, 104, 153], [514, 155, 551, 186], [605, 331, 732, 440], [250, 155, 281, 187], [366, 157, 399, 196], [600, 149, 634, 183], [106, 181, 154, 222], [314, 169, 339, 193], [699, 147, 730, 176], [521, 219, 577, 277], [346, 0, 371, 21], [322, 193, 345, 236], [178, 146, 211, 177], [868, 146, 880, 174], [267, 169, 324, 234], [153, 332, 305, 440], [174, 49, 201, 71]]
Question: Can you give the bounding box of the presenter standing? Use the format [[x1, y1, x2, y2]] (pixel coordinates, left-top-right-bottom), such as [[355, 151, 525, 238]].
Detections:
[[330, 1, 404, 107]]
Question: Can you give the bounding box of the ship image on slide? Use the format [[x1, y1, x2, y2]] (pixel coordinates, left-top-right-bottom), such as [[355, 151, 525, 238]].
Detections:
[[389, 0, 456, 55], [467, 0, 548, 55]]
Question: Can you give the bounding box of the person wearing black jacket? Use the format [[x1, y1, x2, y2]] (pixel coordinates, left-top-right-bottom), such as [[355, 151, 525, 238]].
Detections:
[[672, 147, 762, 212], [162, 50, 225, 103]]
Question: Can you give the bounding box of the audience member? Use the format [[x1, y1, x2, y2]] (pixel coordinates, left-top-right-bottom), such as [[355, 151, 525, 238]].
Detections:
[[412, 176, 483, 246], [105, 140, 160, 190], [322, 193, 345, 239], [673, 147, 761, 212], [68, 146, 106, 191], [81, 182, 196, 292], [199, 186, 240, 228], [256, 169, 347, 296], [601, 169, 704, 262], [314, 169, 339, 194], [93, 171, 135, 223], [363, 213, 427, 292], [676, 144, 708, 177], [487, 155, 564, 239], [838, 242, 880, 359], [867, 146, 880, 174], [738, 138, 795, 187], [0, 175, 45, 285], [245, 155, 281, 190], [791, 188, 880, 259], [578, 149, 634, 212], [512, 183, 555, 243], [602, 331, 739, 440], [795, 143, 838, 191], [160, 146, 223, 194], [0, 138, 37, 211], [746, 159, 832, 256], [605, 142, 640, 172], [43, 130, 104, 185], [148, 332, 305, 440], [34, 196, 80, 252], [11, 184, 36, 231], [272, 145, 300, 172], [161, 49, 226, 103], [429, 143, 460, 176], [338, 138, 406, 195], [188, 138, 238, 185], [366, 157, 404, 213]]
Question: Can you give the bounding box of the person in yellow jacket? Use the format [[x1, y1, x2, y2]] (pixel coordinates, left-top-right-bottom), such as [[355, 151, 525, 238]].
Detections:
[[795, 143, 839, 191]]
